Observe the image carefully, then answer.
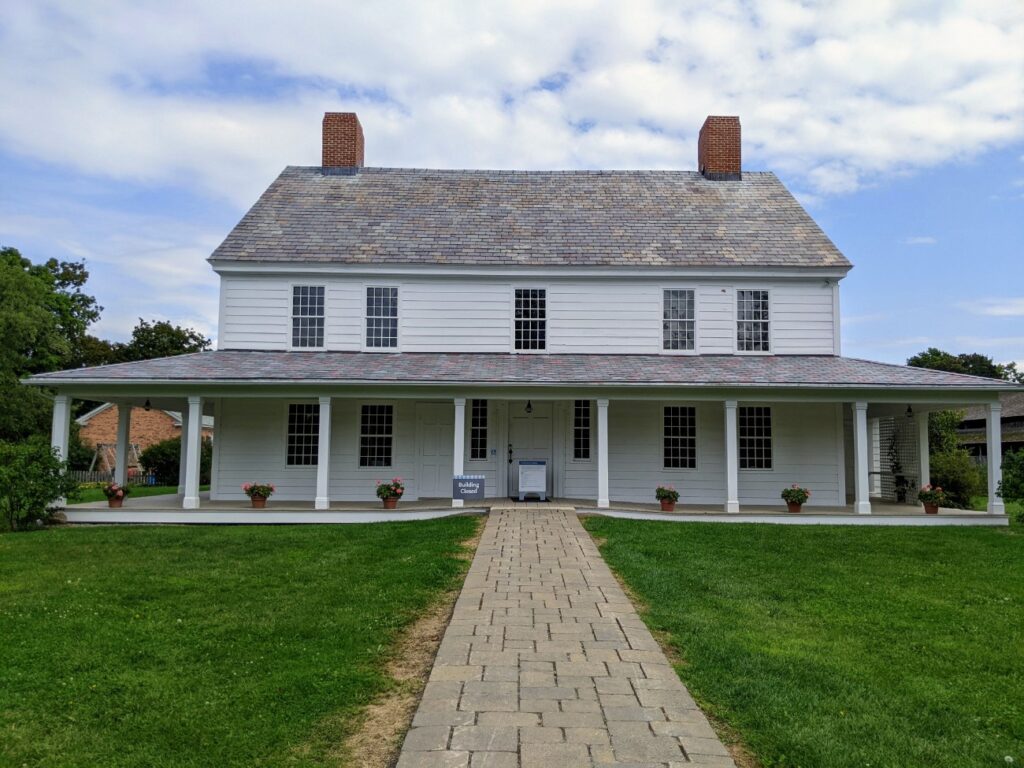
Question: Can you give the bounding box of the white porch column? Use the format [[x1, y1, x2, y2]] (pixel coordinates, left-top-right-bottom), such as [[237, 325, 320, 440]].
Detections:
[[597, 399, 609, 509], [853, 402, 872, 515], [452, 398, 466, 508], [315, 396, 332, 510], [987, 401, 1005, 515], [182, 396, 203, 509], [50, 394, 71, 507], [916, 412, 930, 489], [114, 405, 132, 486], [724, 400, 739, 513], [177, 407, 189, 494]]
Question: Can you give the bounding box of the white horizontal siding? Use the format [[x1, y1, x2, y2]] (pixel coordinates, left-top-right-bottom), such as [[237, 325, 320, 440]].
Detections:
[[217, 275, 838, 356]]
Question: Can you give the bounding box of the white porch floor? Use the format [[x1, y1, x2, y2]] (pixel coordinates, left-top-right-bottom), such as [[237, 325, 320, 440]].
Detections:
[[61, 494, 1007, 526]]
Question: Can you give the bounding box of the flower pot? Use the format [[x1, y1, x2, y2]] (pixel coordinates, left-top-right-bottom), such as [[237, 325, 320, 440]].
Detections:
[[251, 496, 267, 509], [923, 502, 939, 514], [787, 501, 802, 513], [659, 499, 676, 512], [107, 496, 123, 509], [383, 496, 399, 510]]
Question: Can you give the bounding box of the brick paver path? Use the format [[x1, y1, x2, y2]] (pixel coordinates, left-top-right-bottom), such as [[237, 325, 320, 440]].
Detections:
[[397, 509, 736, 768]]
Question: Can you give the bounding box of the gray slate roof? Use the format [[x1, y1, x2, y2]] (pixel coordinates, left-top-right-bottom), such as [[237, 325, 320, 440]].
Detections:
[[209, 167, 851, 270], [962, 392, 1024, 422], [28, 351, 1015, 390]]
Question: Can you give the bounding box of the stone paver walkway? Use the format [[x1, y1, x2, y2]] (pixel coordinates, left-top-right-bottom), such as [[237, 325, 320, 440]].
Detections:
[[398, 509, 736, 768]]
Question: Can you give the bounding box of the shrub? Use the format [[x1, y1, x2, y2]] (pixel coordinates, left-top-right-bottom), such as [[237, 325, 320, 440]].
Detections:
[[998, 450, 1024, 523], [0, 439, 79, 531], [139, 436, 212, 486], [929, 449, 984, 509]]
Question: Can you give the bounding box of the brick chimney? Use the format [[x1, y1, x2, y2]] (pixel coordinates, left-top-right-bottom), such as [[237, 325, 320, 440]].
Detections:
[[322, 112, 364, 171], [697, 116, 741, 180]]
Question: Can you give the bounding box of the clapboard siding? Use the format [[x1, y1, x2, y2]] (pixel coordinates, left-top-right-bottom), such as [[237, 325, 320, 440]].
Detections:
[[218, 275, 837, 355]]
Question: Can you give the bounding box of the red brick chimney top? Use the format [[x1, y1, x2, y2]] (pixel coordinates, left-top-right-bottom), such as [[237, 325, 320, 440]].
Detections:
[[322, 112, 364, 171], [698, 116, 741, 180]]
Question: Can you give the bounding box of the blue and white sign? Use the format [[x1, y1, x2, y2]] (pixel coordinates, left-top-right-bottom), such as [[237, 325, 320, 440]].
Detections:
[[453, 474, 486, 501]]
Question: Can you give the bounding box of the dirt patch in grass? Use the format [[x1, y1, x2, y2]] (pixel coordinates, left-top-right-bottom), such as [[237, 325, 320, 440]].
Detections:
[[341, 516, 483, 768]]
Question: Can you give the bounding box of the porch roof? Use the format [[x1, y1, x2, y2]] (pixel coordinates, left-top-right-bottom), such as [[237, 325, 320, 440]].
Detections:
[[26, 351, 1020, 391]]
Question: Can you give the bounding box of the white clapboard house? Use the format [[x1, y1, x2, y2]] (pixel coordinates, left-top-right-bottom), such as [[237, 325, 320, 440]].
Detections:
[[29, 113, 1016, 516]]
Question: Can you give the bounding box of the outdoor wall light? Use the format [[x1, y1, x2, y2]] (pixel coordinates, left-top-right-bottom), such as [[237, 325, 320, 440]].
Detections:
[[144, 399, 151, 411], [906, 405, 914, 418], [525, 400, 533, 414]]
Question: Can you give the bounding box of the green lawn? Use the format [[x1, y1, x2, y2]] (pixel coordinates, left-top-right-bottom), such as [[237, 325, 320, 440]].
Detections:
[[71, 484, 210, 503], [0, 518, 478, 767], [583, 518, 1024, 767]]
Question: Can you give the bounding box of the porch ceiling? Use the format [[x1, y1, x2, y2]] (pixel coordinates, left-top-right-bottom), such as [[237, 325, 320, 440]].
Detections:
[[26, 351, 1020, 393]]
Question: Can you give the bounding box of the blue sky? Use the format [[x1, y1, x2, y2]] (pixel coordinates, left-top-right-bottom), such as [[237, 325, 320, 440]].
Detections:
[[1, 1, 1021, 366]]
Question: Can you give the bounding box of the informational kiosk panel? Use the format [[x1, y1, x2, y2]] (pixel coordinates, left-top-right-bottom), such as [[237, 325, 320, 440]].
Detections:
[[453, 475, 485, 501], [517, 460, 547, 501]]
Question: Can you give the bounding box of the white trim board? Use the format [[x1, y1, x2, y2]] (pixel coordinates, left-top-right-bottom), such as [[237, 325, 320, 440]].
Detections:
[[63, 508, 484, 525], [580, 509, 1009, 527]]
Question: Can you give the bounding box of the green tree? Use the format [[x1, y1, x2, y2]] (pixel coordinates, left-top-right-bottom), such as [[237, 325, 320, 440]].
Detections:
[[140, 436, 212, 485], [908, 347, 1015, 381], [0, 439, 79, 531], [119, 319, 210, 362]]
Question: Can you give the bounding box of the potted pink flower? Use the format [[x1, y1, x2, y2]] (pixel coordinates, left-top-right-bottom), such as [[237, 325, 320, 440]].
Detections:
[[781, 485, 811, 513], [376, 478, 405, 509], [242, 482, 275, 508], [655, 485, 680, 512], [917, 485, 947, 514], [102, 482, 130, 508]]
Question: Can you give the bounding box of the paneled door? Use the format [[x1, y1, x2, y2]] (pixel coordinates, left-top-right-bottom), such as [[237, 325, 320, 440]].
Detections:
[[416, 402, 454, 499], [507, 401, 553, 499]]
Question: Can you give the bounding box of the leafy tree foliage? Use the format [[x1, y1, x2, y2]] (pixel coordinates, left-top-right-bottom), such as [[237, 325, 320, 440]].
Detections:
[[118, 319, 210, 362], [140, 436, 212, 485], [908, 347, 1016, 381], [0, 439, 79, 531], [929, 449, 984, 509], [999, 450, 1024, 504]]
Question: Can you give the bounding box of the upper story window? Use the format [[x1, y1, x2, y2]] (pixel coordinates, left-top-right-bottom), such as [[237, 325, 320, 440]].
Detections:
[[286, 403, 319, 465], [470, 399, 488, 460], [514, 288, 546, 351], [573, 400, 591, 460], [664, 406, 696, 469], [737, 289, 770, 352], [366, 286, 398, 348], [663, 289, 695, 351], [292, 286, 325, 348], [739, 406, 772, 469], [359, 404, 393, 467]]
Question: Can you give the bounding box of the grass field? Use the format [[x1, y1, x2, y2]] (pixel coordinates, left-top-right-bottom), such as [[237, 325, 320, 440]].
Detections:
[[0, 518, 478, 767], [583, 518, 1024, 768], [71, 484, 210, 503]]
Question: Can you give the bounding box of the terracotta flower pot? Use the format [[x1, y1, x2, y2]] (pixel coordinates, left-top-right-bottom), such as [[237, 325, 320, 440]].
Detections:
[[383, 496, 399, 510], [251, 496, 267, 509], [787, 501, 802, 513], [108, 496, 123, 509], [923, 502, 939, 514], [659, 499, 676, 512]]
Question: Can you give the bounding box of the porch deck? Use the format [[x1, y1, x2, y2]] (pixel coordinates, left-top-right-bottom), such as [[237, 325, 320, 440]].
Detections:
[[61, 494, 1007, 526]]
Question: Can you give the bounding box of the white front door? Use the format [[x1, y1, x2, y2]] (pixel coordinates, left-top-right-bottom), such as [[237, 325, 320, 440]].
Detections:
[[508, 401, 553, 499], [416, 403, 454, 498]]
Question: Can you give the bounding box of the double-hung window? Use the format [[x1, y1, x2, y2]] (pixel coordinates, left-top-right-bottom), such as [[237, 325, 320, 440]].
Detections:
[[286, 403, 319, 465], [737, 289, 770, 352], [292, 286, 324, 347], [514, 289, 546, 350], [663, 406, 697, 469], [359, 404, 393, 467], [738, 406, 772, 469], [366, 286, 398, 348], [470, 399, 488, 460], [573, 400, 591, 460], [663, 289, 695, 351]]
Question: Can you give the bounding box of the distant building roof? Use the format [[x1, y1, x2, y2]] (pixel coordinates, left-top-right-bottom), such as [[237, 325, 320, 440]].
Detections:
[[962, 392, 1024, 422], [75, 402, 214, 429], [209, 167, 851, 270], [29, 351, 1017, 390]]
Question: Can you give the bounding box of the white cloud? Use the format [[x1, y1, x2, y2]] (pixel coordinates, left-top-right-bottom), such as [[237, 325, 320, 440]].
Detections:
[[901, 236, 938, 246], [964, 298, 1024, 317], [0, 0, 1021, 204]]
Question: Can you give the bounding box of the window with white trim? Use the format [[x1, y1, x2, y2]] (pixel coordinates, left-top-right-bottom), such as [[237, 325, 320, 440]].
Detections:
[[739, 406, 772, 469], [359, 404, 393, 467], [663, 406, 696, 469], [291, 286, 324, 347], [286, 403, 319, 465], [737, 289, 770, 352], [470, 399, 488, 460], [573, 400, 591, 460], [366, 286, 398, 348], [514, 288, 546, 350], [663, 289, 695, 350]]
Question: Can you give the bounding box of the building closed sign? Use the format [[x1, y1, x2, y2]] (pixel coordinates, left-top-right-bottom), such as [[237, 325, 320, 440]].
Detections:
[[453, 475, 485, 501], [517, 460, 547, 501]]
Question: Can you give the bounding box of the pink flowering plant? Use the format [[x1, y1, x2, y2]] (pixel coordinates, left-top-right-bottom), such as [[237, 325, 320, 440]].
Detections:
[[655, 485, 680, 503], [376, 478, 405, 500], [917, 484, 947, 506], [780, 485, 811, 505], [242, 482, 275, 499], [102, 482, 130, 500]]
